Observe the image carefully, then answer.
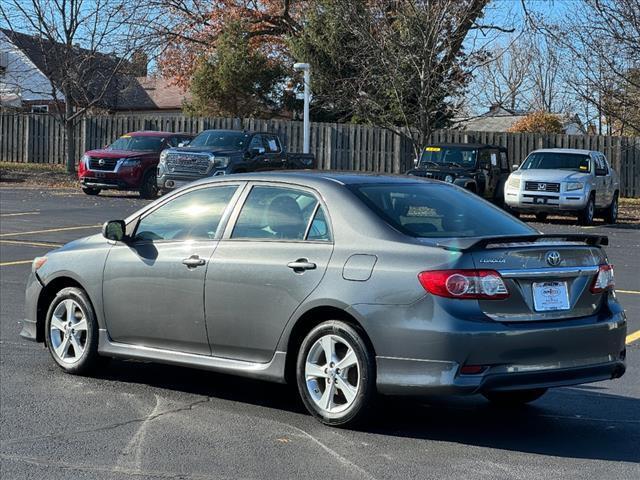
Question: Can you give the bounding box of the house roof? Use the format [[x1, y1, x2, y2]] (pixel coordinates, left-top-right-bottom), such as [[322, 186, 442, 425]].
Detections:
[[454, 106, 585, 134], [0, 28, 155, 111], [136, 77, 190, 110]]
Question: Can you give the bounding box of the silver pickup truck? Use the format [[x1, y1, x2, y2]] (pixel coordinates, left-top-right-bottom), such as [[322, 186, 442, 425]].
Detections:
[[504, 149, 619, 225]]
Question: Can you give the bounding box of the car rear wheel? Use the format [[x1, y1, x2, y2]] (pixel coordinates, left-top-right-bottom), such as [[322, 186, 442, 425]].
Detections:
[[483, 388, 547, 406], [82, 187, 100, 196], [139, 171, 158, 199], [535, 212, 548, 222], [45, 287, 101, 375], [296, 321, 375, 426], [578, 195, 595, 225], [604, 193, 618, 224]]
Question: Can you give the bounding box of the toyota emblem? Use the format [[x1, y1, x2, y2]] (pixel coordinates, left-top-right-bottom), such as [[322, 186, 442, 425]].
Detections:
[[546, 251, 562, 266]]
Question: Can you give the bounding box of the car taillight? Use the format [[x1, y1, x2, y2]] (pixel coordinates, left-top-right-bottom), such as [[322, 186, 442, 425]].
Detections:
[[590, 264, 615, 293], [418, 269, 509, 300]]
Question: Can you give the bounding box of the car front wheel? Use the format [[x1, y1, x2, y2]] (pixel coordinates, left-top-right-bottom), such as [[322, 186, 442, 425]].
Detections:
[[139, 171, 158, 199], [604, 193, 618, 224], [45, 287, 101, 374], [296, 321, 376, 426], [578, 195, 595, 225], [483, 388, 547, 406], [82, 186, 100, 196]]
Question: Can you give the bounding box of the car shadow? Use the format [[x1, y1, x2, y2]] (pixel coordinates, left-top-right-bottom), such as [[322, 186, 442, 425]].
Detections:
[[93, 359, 639, 464]]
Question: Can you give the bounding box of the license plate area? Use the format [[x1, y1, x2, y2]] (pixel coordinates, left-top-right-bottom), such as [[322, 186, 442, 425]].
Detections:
[[532, 281, 570, 312]]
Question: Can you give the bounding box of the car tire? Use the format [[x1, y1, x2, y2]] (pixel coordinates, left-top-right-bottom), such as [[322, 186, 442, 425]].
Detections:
[[604, 193, 619, 224], [535, 212, 548, 222], [44, 287, 101, 375], [483, 388, 547, 406], [139, 171, 158, 199], [296, 320, 376, 427], [82, 187, 100, 196], [578, 195, 595, 226]]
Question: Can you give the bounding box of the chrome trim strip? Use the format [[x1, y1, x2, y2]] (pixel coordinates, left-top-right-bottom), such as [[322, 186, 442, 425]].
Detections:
[[499, 265, 599, 279]]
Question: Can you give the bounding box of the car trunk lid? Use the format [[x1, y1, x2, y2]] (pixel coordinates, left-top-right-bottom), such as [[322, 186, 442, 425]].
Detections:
[[438, 235, 610, 322]]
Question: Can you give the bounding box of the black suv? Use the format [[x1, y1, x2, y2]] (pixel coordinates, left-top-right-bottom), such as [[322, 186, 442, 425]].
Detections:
[[406, 143, 511, 205]]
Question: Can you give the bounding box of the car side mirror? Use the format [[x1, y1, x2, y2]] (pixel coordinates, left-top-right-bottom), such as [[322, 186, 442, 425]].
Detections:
[[512, 164, 519, 170], [249, 147, 265, 157], [102, 220, 127, 242], [178, 140, 190, 147]]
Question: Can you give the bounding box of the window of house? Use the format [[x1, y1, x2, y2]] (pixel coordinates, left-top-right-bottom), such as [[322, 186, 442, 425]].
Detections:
[[31, 105, 48, 113]]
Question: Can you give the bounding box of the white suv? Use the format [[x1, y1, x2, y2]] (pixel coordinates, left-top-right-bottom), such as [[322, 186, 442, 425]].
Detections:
[[504, 149, 619, 225]]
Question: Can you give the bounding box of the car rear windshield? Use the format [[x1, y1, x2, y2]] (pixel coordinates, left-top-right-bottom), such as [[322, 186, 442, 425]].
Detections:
[[349, 183, 535, 238], [109, 136, 164, 151], [521, 152, 590, 172], [419, 147, 477, 168], [189, 131, 248, 149]]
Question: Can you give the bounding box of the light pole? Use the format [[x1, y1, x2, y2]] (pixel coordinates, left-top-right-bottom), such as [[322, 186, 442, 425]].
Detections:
[[293, 62, 311, 154]]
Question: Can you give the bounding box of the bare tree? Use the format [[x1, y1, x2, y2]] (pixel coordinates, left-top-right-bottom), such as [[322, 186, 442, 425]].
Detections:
[[523, 0, 640, 135], [0, 0, 157, 172]]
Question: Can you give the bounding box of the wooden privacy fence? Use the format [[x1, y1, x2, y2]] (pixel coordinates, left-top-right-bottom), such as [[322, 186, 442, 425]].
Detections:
[[1, 113, 639, 197]]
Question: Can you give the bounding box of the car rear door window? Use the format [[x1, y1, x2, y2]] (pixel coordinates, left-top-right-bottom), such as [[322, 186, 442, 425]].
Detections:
[[349, 183, 534, 238], [231, 186, 321, 240], [135, 185, 238, 242]]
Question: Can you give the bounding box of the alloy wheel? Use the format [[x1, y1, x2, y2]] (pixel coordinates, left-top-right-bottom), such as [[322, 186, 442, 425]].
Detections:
[[49, 299, 88, 364], [304, 334, 360, 414]]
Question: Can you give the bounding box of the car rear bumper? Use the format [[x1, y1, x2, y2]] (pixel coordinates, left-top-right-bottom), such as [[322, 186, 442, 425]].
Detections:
[[352, 298, 627, 396], [376, 356, 625, 395]]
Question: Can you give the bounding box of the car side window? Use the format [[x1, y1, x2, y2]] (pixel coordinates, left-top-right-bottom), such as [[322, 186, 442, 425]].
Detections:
[[306, 207, 331, 241], [478, 150, 491, 170], [135, 185, 238, 242], [500, 152, 509, 170], [264, 135, 281, 153], [594, 155, 608, 175], [248, 135, 265, 151], [231, 186, 319, 240]]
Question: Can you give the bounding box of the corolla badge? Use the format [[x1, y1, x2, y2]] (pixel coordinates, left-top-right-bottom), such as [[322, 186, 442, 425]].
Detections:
[[546, 251, 562, 266], [480, 258, 506, 264]]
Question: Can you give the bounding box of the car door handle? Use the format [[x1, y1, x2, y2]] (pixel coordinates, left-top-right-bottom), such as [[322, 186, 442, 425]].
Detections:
[[182, 255, 206, 268], [287, 259, 316, 272]]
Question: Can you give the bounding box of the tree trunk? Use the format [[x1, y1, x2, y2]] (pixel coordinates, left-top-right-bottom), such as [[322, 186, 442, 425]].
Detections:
[[65, 99, 75, 174]]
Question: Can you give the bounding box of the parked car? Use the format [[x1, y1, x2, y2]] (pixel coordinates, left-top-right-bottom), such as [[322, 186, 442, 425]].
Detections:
[[157, 129, 316, 192], [406, 143, 512, 205], [504, 149, 620, 225], [78, 131, 194, 198], [22, 173, 626, 426]]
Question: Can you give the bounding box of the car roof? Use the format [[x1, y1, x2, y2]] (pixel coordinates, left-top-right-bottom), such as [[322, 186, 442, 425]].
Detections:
[[125, 131, 191, 137], [190, 171, 440, 189], [427, 143, 507, 151], [531, 148, 596, 155]]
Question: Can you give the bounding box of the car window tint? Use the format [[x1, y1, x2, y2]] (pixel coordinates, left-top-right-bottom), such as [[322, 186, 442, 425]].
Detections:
[[249, 135, 264, 150], [135, 186, 238, 242], [306, 207, 331, 241], [265, 135, 280, 153], [232, 186, 318, 240], [349, 183, 534, 238]]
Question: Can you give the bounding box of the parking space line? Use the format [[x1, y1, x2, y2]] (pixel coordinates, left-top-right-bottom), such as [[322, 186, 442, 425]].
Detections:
[[617, 289, 640, 295], [0, 239, 62, 248], [0, 211, 40, 217], [0, 224, 100, 237], [0, 259, 32, 267], [626, 330, 640, 345]]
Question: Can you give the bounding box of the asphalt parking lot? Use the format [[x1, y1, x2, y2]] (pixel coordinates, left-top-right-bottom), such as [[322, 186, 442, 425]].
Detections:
[[1, 186, 639, 480]]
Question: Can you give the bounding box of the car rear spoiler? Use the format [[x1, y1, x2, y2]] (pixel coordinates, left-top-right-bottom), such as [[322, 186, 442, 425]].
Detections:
[[435, 234, 609, 252]]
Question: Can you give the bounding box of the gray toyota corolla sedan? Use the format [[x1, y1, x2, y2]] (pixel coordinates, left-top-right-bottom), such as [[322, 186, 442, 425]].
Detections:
[[22, 172, 626, 425]]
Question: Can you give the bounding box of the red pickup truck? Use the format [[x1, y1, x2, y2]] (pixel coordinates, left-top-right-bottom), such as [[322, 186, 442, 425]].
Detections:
[[78, 131, 193, 198]]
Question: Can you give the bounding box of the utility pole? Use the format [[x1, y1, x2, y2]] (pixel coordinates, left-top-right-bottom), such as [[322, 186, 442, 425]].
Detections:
[[293, 63, 311, 154]]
